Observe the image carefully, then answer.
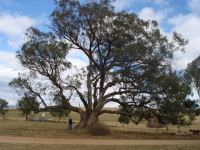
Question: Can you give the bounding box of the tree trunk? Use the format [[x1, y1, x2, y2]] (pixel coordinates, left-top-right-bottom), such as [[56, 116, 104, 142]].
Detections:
[[165, 125, 169, 132], [25, 113, 28, 121], [59, 116, 61, 123], [74, 112, 99, 129]]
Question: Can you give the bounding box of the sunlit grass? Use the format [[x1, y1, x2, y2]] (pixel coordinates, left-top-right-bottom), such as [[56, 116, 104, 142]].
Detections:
[[0, 109, 200, 139], [0, 144, 200, 150]]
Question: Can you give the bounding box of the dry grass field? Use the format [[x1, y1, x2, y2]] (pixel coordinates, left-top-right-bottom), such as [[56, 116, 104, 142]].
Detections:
[[0, 144, 200, 150], [0, 109, 199, 139], [0, 109, 200, 150], [7, 109, 200, 130]]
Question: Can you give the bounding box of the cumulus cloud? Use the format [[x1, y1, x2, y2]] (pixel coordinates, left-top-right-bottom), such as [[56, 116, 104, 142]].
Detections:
[[0, 13, 36, 49], [189, 0, 200, 16], [0, 13, 36, 103], [112, 0, 168, 11], [0, 80, 19, 105], [138, 7, 166, 23], [169, 14, 200, 70], [67, 49, 88, 67], [0, 51, 22, 82], [0, 49, 89, 105], [0, 14, 34, 35], [137, 4, 200, 71], [0, 12, 88, 105], [0, 51, 22, 104], [0, 50, 19, 66], [112, 0, 135, 11]]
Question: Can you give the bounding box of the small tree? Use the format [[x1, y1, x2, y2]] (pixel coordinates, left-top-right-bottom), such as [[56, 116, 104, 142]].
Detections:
[[50, 108, 70, 122], [18, 96, 40, 121], [50, 92, 71, 122], [156, 99, 199, 132], [0, 98, 9, 120], [183, 99, 199, 125], [157, 100, 188, 133], [118, 114, 130, 126]]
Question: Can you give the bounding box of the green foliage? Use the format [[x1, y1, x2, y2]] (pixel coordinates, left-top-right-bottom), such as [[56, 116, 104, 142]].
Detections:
[[9, 0, 189, 129], [118, 105, 151, 125], [151, 71, 197, 128], [17, 96, 40, 120], [50, 109, 70, 122], [183, 99, 199, 124], [0, 98, 9, 118], [18, 27, 71, 72], [157, 100, 187, 126], [186, 56, 200, 96], [50, 92, 71, 122], [155, 99, 199, 129], [118, 115, 130, 125]]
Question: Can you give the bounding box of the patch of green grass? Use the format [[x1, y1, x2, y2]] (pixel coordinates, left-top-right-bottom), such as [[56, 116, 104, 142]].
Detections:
[[0, 144, 200, 150]]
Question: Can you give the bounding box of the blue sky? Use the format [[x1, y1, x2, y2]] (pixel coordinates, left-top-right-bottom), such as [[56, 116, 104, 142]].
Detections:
[[0, 0, 200, 104]]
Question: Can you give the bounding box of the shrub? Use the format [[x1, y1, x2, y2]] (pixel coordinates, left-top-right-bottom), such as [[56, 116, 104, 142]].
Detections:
[[87, 123, 110, 136]]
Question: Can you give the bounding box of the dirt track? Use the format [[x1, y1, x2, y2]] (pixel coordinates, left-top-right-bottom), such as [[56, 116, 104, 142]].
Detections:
[[0, 136, 200, 145]]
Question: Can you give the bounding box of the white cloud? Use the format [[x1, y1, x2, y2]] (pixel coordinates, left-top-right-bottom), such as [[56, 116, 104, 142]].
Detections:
[[138, 7, 166, 23], [189, 0, 200, 15], [169, 14, 200, 70], [0, 80, 19, 105], [0, 49, 89, 105], [0, 14, 34, 35], [138, 4, 200, 71], [67, 49, 88, 67], [0, 51, 21, 104], [169, 14, 200, 39], [112, 0, 135, 11], [0, 13, 36, 49], [0, 12, 37, 103], [0, 50, 18, 66], [0, 65, 18, 82], [112, 0, 168, 11]]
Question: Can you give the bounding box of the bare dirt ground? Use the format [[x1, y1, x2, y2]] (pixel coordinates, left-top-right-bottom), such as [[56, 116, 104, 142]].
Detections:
[[0, 136, 199, 145]]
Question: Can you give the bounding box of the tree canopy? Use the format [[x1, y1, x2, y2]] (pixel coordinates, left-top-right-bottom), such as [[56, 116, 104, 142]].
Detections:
[[186, 56, 200, 97], [9, 0, 188, 129], [50, 92, 71, 122], [0, 98, 9, 119], [17, 96, 40, 120]]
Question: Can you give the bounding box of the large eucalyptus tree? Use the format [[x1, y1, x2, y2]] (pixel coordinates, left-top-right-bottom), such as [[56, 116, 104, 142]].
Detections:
[[10, 0, 187, 129]]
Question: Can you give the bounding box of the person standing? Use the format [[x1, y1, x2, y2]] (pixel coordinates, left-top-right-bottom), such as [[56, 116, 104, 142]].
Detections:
[[68, 117, 73, 130]]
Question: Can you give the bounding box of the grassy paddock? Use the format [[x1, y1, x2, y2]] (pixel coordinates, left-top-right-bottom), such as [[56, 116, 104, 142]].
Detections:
[[1, 109, 200, 139], [0, 119, 200, 139], [0, 144, 200, 150], [5, 109, 200, 133]]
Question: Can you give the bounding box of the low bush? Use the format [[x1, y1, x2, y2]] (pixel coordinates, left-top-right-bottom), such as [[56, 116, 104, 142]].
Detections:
[[87, 123, 110, 136]]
